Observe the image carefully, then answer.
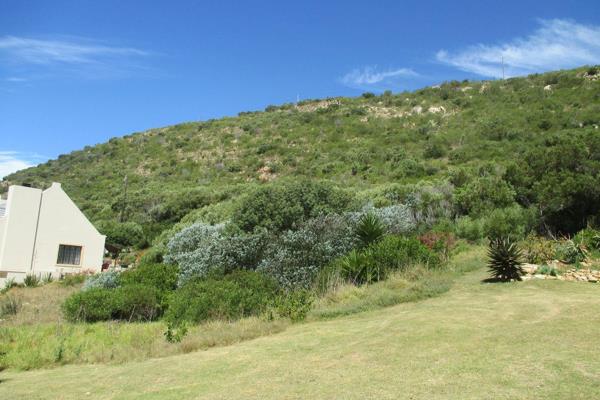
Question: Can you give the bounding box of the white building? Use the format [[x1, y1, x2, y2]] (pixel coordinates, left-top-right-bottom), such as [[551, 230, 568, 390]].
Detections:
[[0, 182, 106, 285]]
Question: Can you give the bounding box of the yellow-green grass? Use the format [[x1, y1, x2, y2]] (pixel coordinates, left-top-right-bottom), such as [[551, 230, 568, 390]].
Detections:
[[2, 262, 600, 398], [0, 246, 483, 371]]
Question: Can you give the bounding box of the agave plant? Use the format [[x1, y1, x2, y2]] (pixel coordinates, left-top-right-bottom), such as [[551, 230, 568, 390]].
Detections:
[[487, 237, 524, 282], [355, 212, 385, 248]]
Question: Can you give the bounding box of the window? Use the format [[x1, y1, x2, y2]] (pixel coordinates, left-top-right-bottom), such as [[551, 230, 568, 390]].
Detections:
[[57, 245, 82, 266]]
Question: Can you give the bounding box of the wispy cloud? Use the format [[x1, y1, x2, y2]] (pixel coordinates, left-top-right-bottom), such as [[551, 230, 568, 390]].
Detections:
[[0, 151, 46, 179], [340, 66, 419, 90], [436, 19, 600, 78], [0, 35, 154, 80]]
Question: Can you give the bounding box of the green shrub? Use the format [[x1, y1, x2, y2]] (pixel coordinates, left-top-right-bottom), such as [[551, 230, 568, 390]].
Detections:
[[521, 234, 555, 264], [574, 228, 600, 250], [555, 239, 588, 264], [63, 285, 163, 322], [115, 284, 162, 321], [232, 181, 352, 233], [487, 237, 524, 281], [454, 176, 516, 216], [455, 216, 485, 241], [63, 288, 117, 322], [96, 220, 147, 248], [120, 263, 178, 293], [325, 235, 439, 286], [140, 245, 166, 264], [165, 270, 279, 324], [273, 290, 314, 322], [483, 205, 534, 240]]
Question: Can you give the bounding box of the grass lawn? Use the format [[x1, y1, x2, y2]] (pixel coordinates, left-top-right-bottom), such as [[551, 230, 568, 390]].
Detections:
[[2, 262, 599, 399]]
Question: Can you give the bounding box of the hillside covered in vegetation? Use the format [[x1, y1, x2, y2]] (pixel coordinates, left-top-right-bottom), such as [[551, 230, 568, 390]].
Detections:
[[2, 66, 600, 246]]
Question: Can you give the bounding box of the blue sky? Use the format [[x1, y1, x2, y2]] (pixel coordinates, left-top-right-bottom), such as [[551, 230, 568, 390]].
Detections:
[[1, 0, 600, 177]]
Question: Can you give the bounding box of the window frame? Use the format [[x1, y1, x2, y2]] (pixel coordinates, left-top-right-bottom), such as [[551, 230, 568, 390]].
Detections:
[[56, 244, 84, 267]]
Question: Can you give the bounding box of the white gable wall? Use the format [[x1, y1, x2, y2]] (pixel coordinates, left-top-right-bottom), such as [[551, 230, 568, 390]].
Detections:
[[0, 186, 42, 276], [0, 183, 105, 284], [33, 183, 105, 276]]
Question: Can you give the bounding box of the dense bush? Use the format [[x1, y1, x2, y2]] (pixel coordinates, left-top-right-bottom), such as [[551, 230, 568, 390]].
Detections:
[[96, 220, 147, 248], [520, 234, 556, 264], [348, 204, 416, 235], [272, 290, 314, 322], [455, 216, 485, 241], [509, 131, 600, 234], [165, 222, 268, 285], [232, 181, 352, 233], [482, 205, 535, 240], [115, 284, 163, 321], [63, 288, 117, 322], [63, 285, 163, 322], [454, 176, 516, 216], [258, 213, 355, 290], [120, 263, 178, 293], [165, 270, 279, 323], [325, 235, 439, 286]]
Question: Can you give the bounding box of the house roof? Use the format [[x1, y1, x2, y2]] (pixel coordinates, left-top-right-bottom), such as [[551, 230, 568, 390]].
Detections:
[[0, 199, 6, 217]]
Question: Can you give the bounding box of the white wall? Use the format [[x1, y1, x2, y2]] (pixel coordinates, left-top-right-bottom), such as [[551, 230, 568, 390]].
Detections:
[[0, 183, 106, 284], [33, 183, 106, 276], [0, 186, 42, 275]]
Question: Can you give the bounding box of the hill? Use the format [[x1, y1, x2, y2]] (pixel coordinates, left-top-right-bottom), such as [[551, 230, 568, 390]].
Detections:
[[2, 66, 600, 244]]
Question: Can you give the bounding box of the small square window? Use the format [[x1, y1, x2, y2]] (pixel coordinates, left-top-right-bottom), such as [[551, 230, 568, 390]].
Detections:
[[57, 245, 82, 266]]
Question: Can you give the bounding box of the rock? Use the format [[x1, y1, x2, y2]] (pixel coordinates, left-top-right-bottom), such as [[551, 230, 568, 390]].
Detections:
[[544, 84, 552, 91], [522, 263, 539, 274], [533, 274, 546, 280]]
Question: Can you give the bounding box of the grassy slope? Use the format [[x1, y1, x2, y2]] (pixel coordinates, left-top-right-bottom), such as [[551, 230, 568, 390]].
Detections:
[[2, 264, 599, 399], [0, 246, 480, 370]]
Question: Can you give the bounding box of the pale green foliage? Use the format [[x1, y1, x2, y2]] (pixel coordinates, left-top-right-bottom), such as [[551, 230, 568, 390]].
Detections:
[[82, 271, 121, 291]]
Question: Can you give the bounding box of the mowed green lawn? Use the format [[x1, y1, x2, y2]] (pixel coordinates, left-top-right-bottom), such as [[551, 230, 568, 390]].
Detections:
[[2, 268, 599, 400]]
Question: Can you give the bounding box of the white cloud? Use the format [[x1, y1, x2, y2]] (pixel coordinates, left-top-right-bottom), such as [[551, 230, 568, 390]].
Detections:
[[0, 36, 153, 80], [0, 151, 45, 179], [436, 19, 600, 78], [0, 36, 148, 65], [340, 66, 419, 90]]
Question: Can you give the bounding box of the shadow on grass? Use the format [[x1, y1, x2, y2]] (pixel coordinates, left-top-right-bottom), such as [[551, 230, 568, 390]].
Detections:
[[481, 277, 522, 283]]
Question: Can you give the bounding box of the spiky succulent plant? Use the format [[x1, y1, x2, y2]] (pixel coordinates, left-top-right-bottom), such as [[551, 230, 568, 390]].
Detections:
[[487, 237, 524, 281]]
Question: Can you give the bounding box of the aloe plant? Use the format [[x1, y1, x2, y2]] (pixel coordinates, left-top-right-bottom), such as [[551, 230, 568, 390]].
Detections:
[[487, 237, 524, 281]]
